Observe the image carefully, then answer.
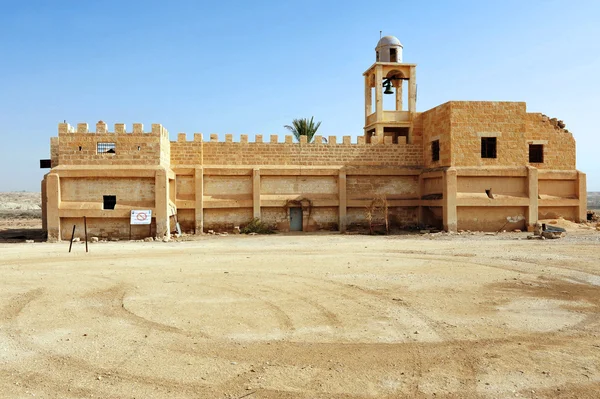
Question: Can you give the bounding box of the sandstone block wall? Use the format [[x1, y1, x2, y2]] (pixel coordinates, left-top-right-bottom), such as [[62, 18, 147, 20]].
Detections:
[[421, 103, 452, 168], [441, 102, 575, 170], [199, 135, 422, 167], [56, 122, 169, 166], [450, 102, 527, 167], [525, 113, 575, 169]]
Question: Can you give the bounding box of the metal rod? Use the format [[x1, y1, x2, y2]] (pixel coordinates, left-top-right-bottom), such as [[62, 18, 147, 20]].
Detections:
[[68, 225, 76, 253], [84, 216, 88, 253]]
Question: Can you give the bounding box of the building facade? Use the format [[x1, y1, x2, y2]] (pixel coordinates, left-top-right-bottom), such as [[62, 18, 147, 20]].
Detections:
[[41, 36, 586, 240]]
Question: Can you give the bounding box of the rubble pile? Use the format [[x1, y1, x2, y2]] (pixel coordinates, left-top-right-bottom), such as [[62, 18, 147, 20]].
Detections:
[[528, 223, 566, 240]]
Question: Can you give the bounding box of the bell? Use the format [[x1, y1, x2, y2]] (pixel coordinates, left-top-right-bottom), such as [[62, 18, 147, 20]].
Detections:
[[383, 80, 394, 95]]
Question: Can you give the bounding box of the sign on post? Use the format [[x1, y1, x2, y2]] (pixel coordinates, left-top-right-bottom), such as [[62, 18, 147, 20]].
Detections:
[[131, 210, 152, 225]]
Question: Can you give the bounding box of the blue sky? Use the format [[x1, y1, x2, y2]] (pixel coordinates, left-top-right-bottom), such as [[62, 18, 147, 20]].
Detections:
[[1, 0, 599, 191]]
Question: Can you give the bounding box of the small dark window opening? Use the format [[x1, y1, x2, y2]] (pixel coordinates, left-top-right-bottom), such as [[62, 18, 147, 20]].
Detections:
[[137, 146, 141, 151], [103, 195, 116, 210], [78, 146, 82, 151], [431, 140, 440, 162], [481, 137, 497, 159], [529, 144, 544, 163], [376, 51, 380, 62], [390, 48, 397, 62], [97, 142, 116, 154]]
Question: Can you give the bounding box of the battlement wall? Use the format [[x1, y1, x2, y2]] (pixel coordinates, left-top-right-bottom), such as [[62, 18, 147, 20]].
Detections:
[[170, 133, 423, 167], [56, 122, 170, 166]]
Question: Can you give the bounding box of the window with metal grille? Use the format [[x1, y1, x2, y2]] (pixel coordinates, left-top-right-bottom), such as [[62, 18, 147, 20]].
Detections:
[[103, 195, 116, 210], [431, 140, 440, 162], [529, 144, 544, 163], [481, 137, 497, 159], [97, 142, 116, 154]]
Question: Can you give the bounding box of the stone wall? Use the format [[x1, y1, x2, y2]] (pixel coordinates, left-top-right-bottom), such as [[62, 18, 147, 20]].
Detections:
[[525, 113, 576, 169], [457, 206, 528, 231], [346, 175, 418, 200], [60, 177, 155, 208], [450, 102, 527, 167], [200, 135, 422, 167], [60, 217, 156, 240], [421, 103, 452, 168], [170, 133, 203, 166], [447, 102, 576, 170], [56, 122, 168, 166]]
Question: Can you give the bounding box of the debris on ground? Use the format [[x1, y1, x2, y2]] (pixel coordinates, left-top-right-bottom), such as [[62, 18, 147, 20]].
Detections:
[[528, 222, 566, 240]]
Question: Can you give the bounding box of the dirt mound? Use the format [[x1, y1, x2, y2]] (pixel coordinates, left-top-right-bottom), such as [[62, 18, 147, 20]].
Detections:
[[539, 217, 593, 231]]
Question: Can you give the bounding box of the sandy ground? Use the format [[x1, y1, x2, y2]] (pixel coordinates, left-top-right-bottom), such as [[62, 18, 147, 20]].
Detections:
[[1, 230, 600, 399]]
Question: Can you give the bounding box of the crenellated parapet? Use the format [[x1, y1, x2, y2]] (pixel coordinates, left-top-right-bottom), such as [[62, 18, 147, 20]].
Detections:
[[55, 121, 170, 167], [170, 132, 422, 167], [58, 122, 170, 139], [172, 133, 410, 145]]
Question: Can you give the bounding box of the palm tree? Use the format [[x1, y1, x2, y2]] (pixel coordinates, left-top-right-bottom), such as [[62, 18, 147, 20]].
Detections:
[[284, 117, 322, 143]]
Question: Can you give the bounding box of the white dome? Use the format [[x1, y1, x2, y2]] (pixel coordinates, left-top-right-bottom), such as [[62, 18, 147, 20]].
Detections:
[[377, 35, 403, 48], [375, 35, 403, 62]]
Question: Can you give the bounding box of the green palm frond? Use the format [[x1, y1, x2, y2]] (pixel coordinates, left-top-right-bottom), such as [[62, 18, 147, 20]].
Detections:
[[284, 117, 322, 143]]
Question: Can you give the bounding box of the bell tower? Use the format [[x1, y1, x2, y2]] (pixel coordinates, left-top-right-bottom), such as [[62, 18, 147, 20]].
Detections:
[[363, 35, 417, 143]]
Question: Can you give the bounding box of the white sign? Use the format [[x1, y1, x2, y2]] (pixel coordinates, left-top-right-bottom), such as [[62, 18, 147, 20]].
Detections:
[[130, 210, 152, 225]]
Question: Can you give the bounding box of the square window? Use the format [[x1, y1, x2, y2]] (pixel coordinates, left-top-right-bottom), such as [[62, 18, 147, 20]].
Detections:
[[431, 140, 440, 162], [103, 195, 116, 210], [481, 137, 497, 159], [529, 144, 544, 163], [97, 142, 116, 154]]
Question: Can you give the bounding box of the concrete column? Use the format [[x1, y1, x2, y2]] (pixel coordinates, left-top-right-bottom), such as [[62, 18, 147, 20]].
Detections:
[[408, 66, 417, 112], [443, 168, 457, 232], [253, 168, 261, 219], [195, 167, 203, 234], [364, 74, 372, 118], [396, 80, 403, 111], [169, 178, 176, 204], [577, 171, 587, 222], [526, 166, 539, 230], [338, 168, 347, 233], [46, 173, 61, 241], [41, 177, 47, 232], [155, 168, 170, 239], [375, 65, 383, 122], [417, 173, 424, 227]]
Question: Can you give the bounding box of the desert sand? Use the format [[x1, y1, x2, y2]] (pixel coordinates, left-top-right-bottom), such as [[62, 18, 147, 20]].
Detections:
[[1, 230, 600, 398]]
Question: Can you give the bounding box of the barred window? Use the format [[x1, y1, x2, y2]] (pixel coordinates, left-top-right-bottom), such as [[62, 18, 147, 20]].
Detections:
[[529, 144, 544, 163], [103, 195, 116, 210], [481, 137, 497, 159], [97, 142, 116, 154], [431, 140, 440, 162]]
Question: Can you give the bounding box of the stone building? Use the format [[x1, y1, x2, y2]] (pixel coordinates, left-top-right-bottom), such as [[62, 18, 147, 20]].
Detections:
[[41, 36, 586, 240]]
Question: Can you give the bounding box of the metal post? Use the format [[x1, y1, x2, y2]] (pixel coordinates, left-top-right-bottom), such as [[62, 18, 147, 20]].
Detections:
[[84, 216, 88, 253], [68, 225, 76, 253]]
